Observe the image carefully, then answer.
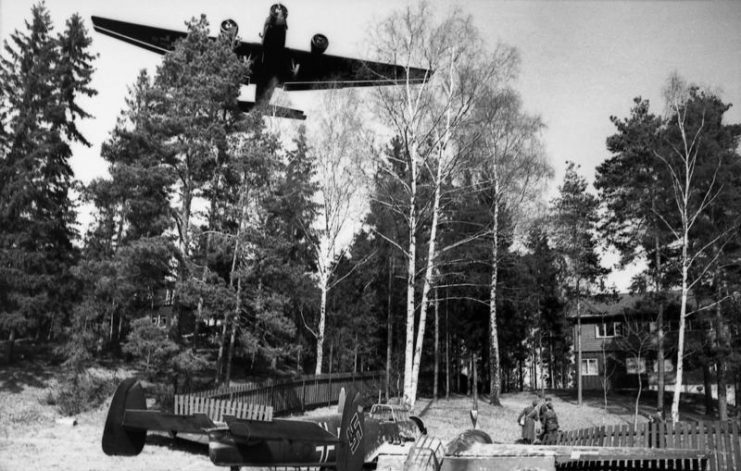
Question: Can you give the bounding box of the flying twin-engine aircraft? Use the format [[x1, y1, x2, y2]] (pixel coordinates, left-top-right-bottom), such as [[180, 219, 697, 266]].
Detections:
[[91, 3, 432, 120], [102, 379, 425, 470]]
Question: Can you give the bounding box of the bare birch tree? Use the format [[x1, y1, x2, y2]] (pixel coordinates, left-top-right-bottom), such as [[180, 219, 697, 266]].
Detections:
[[304, 89, 371, 374], [470, 87, 552, 405], [369, 2, 518, 408], [656, 74, 725, 423]]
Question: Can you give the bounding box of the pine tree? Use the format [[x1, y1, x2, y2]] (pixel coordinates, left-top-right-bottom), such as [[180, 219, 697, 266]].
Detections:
[[550, 162, 606, 405], [596, 98, 673, 410]]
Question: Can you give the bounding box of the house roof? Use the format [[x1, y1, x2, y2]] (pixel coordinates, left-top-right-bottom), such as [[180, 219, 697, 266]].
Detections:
[[566, 292, 688, 320]]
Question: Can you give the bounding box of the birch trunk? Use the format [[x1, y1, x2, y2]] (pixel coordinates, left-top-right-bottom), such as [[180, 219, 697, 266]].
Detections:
[[445, 294, 450, 399], [315, 275, 328, 375], [671, 231, 689, 423], [489, 188, 502, 406], [409, 156, 443, 407], [577, 290, 583, 406], [403, 141, 418, 407], [434, 287, 439, 400]]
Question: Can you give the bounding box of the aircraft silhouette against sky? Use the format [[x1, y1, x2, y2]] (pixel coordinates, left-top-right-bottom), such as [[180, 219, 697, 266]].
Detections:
[[102, 379, 426, 470], [91, 3, 432, 120]]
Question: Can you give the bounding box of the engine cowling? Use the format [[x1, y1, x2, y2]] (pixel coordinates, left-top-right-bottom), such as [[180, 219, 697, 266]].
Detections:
[[220, 19, 238, 36], [310, 34, 329, 54]]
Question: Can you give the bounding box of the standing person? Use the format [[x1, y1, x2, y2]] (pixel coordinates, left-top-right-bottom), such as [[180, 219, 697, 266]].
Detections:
[[538, 397, 552, 433], [540, 402, 560, 443], [517, 400, 539, 444]]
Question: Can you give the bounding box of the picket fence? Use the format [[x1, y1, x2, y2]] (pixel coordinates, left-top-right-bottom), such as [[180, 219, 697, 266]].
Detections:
[[189, 370, 383, 415], [543, 420, 741, 471], [173, 394, 273, 423]]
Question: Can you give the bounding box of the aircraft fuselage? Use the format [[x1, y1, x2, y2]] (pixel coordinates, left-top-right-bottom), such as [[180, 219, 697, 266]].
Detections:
[[256, 3, 289, 103], [208, 415, 341, 467]]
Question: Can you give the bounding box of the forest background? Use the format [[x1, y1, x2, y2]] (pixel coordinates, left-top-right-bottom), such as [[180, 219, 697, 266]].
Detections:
[[1, 1, 741, 425]]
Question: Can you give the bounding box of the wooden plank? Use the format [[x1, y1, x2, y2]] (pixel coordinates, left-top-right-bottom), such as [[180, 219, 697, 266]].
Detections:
[[714, 421, 724, 471], [705, 422, 716, 471], [628, 423, 635, 448], [731, 421, 741, 471], [668, 421, 676, 449], [677, 422, 685, 450], [723, 420, 733, 471]]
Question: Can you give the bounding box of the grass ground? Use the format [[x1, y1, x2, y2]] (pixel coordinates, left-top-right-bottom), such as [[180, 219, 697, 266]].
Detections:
[[0, 362, 657, 471]]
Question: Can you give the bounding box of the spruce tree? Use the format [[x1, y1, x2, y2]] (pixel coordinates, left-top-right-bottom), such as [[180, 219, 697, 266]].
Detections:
[[0, 4, 96, 359]]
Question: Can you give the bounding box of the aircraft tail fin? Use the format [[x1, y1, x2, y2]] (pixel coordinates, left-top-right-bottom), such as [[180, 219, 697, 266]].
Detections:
[[237, 100, 306, 120], [337, 389, 364, 471], [102, 378, 147, 456]]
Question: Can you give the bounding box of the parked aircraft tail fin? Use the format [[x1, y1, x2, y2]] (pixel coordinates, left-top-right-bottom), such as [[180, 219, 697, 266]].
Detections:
[[102, 378, 147, 456], [102, 379, 216, 456], [337, 389, 364, 471]]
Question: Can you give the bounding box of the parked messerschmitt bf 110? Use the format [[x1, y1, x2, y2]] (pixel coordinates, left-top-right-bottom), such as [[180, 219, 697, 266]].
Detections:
[[91, 3, 432, 120], [102, 379, 426, 470]]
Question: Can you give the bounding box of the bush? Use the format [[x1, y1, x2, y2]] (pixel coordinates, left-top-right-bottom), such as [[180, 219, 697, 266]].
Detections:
[[52, 372, 118, 416]]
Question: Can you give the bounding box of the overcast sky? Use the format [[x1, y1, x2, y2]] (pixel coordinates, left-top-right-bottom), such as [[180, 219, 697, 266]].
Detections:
[[2, 0, 740, 289]]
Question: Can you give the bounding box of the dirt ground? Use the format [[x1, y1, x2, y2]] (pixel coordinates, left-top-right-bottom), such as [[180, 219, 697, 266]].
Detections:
[[0, 362, 643, 471]]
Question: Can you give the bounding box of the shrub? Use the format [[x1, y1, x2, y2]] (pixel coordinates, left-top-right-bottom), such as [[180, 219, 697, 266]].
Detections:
[[53, 372, 117, 416]]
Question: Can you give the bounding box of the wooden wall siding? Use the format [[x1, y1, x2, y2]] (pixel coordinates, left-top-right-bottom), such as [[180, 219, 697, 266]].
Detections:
[[182, 370, 383, 416], [543, 420, 741, 471], [577, 323, 622, 353]]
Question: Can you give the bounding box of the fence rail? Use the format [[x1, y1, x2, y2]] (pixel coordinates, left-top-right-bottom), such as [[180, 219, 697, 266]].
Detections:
[[544, 420, 741, 471], [185, 370, 383, 416]]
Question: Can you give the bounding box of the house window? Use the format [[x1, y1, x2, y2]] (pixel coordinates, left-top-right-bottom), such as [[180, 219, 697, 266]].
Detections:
[[626, 357, 646, 374], [581, 358, 598, 376], [652, 358, 674, 373], [596, 322, 621, 338]]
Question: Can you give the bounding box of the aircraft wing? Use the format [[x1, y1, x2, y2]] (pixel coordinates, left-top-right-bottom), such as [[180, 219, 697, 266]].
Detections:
[[90, 16, 265, 58], [224, 416, 340, 444], [282, 48, 432, 91]]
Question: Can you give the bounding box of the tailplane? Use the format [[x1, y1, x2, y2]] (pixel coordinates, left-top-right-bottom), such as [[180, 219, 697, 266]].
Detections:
[[237, 100, 306, 120]]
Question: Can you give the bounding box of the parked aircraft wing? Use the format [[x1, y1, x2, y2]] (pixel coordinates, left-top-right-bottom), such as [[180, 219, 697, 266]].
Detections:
[[282, 48, 431, 91], [224, 416, 339, 443]]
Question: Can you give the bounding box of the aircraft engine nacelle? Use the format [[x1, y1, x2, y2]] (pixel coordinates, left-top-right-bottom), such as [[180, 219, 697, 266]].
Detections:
[[221, 19, 238, 36], [311, 34, 329, 54]]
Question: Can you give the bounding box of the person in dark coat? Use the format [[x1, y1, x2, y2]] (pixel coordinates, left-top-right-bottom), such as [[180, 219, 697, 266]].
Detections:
[[539, 402, 560, 443], [517, 400, 539, 444]]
